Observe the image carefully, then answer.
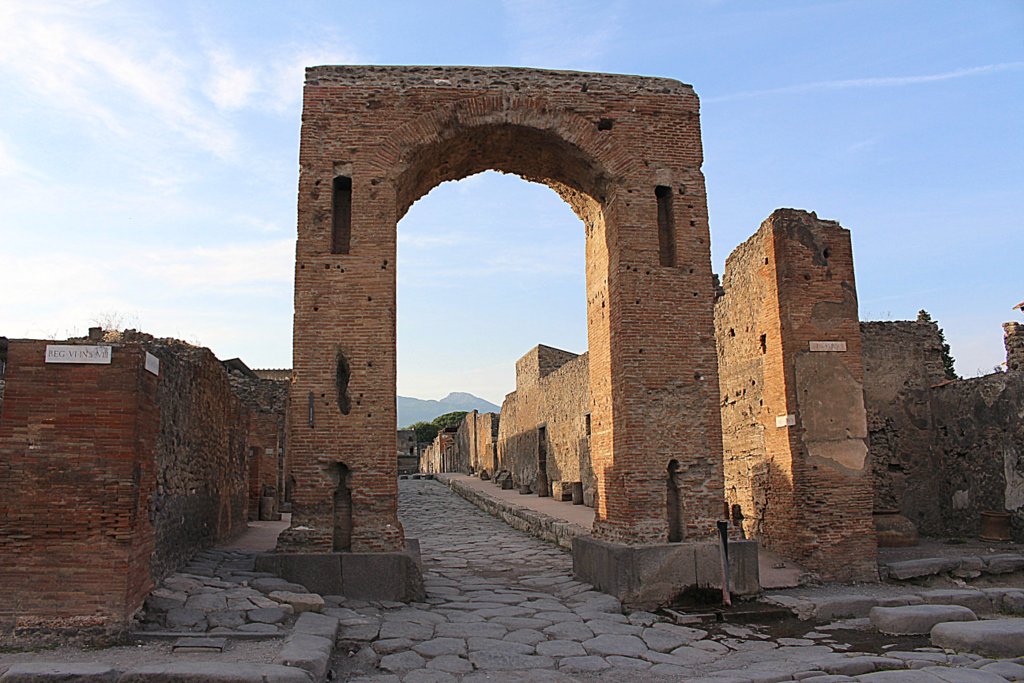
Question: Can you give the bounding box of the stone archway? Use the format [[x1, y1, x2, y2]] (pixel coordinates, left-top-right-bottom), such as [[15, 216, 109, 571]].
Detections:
[[280, 66, 726, 570]]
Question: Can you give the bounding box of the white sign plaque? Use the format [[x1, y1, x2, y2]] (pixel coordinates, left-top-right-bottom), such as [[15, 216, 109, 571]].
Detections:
[[776, 414, 796, 428], [809, 341, 847, 352], [145, 352, 160, 376], [45, 345, 112, 364]]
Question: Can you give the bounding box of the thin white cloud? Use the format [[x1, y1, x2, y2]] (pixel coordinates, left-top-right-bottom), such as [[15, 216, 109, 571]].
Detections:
[[204, 49, 260, 111], [707, 62, 1024, 103]]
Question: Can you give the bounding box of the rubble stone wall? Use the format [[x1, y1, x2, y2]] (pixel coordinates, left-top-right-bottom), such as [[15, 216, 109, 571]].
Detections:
[[861, 321, 947, 528], [863, 321, 1024, 541], [497, 348, 591, 501], [0, 337, 248, 645], [453, 411, 500, 475], [716, 210, 877, 581], [1005, 322, 1024, 373]]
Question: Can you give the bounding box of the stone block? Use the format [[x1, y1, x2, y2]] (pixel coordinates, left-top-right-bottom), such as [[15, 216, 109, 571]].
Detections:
[[983, 554, 1024, 574], [275, 632, 334, 680], [931, 619, 1024, 658], [0, 663, 119, 682], [884, 558, 959, 580], [572, 535, 759, 611], [294, 611, 340, 640], [118, 663, 310, 682], [918, 589, 992, 614], [869, 604, 977, 635]]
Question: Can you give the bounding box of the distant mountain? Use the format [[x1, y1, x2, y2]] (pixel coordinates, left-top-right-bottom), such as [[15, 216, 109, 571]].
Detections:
[[398, 392, 500, 428]]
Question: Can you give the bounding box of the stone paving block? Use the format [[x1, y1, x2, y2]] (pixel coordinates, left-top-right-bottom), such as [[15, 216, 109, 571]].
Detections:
[[293, 611, 340, 640], [932, 619, 1024, 658], [870, 605, 978, 635], [116, 663, 310, 682], [542, 620, 594, 640], [402, 670, 457, 683], [0, 663, 120, 682], [373, 637, 414, 654], [919, 666, 1010, 682], [379, 650, 427, 673], [537, 639, 587, 657], [585, 618, 641, 636], [247, 606, 287, 624], [413, 637, 468, 658], [434, 621, 505, 639], [466, 637, 534, 655], [980, 660, 1024, 680], [425, 655, 474, 674], [165, 607, 205, 628], [853, 671, 941, 681], [268, 590, 324, 614], [558, 655, 610, 672], [504, 628, 547, 645], [206, 610, 246, 628], [236, 622, 281, 634], [468, 651, 555, 670], [275, 632, 334, 680], [171, 636, 227, 652]]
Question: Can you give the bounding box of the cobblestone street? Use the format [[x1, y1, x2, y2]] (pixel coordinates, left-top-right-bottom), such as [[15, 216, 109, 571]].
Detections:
[[333, 479, 1024, 682]]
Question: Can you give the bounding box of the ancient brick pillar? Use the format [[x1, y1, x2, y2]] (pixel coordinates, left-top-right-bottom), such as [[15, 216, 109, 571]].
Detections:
[[717, 209, 877, 581]]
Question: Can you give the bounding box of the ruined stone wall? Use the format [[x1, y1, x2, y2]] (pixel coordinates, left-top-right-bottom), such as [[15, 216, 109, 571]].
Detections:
[[716, 210, 876, 581], [861, 321, 947, 529], [1005, 322, 1024, 373], [0, 336, 248, 645], [229, 373, 288, 518], [863, 321, 1024, 541], [497, 346, 591, 501], [397, 429, 419, 474], [929, 373, 1024, 540]]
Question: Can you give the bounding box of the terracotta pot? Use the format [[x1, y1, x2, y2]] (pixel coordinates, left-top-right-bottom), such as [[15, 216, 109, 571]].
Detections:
[[979, 511, 1012, 542], [873, 509, 919, 547]]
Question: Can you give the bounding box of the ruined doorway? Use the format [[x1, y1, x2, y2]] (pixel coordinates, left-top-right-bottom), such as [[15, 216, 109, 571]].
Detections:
[[284, 66, 725, 553], [536, 425, 550, 497]]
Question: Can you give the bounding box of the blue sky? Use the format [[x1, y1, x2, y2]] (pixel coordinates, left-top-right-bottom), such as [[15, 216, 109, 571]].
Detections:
[[0, 1, 1021, 405]]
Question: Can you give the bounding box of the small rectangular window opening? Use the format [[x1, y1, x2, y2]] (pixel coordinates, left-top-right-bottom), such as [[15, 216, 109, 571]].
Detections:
[[585, 413, 592, 436], [331, 176, 352, 254], [655, 185, 675, 267]]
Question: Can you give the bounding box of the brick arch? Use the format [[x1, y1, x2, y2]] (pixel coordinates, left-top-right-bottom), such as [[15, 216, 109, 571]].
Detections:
[[363, 93, 638, 221], [285, 66, 724, 558]]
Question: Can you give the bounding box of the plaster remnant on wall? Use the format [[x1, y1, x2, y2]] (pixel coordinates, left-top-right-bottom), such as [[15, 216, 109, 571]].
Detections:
[[1004, 447, 1024, 511]]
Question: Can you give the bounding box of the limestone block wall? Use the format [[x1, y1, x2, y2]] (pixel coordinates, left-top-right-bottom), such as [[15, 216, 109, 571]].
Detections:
[[0, 336, 249, 645], [497, 346, 592, 501], [716, 209, 877, 581]]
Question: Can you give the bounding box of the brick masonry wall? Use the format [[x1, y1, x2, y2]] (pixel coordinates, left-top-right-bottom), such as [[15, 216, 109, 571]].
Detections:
[[286, 65, 723, 550], [497, 347, 592, 502], [0, 336, 249, 645], [1005, 322, 1024, 372], [861, 321, 947, 527], [229, 372, 288, 517], [716, 210, 877, 581]]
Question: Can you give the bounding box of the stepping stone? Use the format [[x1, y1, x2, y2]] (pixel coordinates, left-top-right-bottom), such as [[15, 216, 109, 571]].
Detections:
[[172, 636, 227, 652], [812, 594, 878, 620], [931, 619, 1024, 658], [870, 605, 977, 635]]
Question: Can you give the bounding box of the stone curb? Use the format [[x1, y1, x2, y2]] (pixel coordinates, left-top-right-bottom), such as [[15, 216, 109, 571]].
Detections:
[[0, 662, 314, 682], [765, 586, 1024, 623], [437, 474, 588, 550], [881, 554, 1024, 581]]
